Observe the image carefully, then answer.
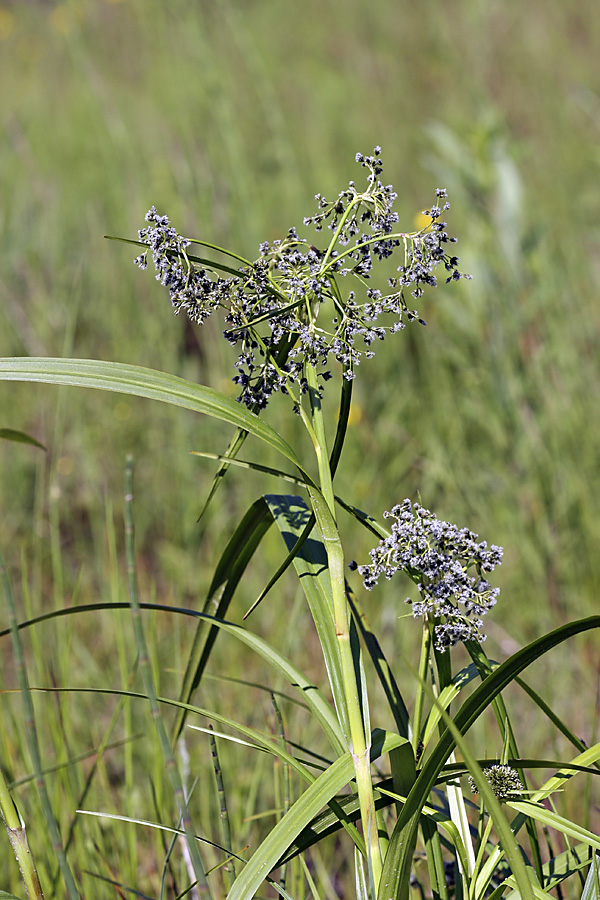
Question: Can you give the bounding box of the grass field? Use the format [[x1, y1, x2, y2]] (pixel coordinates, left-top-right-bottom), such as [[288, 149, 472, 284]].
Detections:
[[1, 1, 600, 897]]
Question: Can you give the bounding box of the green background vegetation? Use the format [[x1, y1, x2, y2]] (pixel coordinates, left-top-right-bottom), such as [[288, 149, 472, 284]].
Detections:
[[1, 1, 600, 896]]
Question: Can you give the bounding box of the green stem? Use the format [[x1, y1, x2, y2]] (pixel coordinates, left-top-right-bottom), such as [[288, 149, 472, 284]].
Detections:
[[431, 627, 476, 880], [304, 365, 382, 888], [413, 621, 432, 757], [306, 367, 335, 516], [0, 766, 44, 900], [186, 237, 252, 267], [319, 227, 427, 278], [208, 727, 235, 890], [470, 810, 494, 900], [320, 195, 363, 270]]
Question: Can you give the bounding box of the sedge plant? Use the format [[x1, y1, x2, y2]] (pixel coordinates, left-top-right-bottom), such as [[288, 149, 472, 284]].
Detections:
[[1, 148, 600, 900]]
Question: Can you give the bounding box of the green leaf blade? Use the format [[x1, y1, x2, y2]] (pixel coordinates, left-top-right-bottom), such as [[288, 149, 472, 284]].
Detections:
[[0, 358, 303, 471], [0, 428, 46, 450]]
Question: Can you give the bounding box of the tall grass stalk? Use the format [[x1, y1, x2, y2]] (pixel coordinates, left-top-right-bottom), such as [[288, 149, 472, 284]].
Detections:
[[1, 548, 79, 900], [124, 456, 211, 898]]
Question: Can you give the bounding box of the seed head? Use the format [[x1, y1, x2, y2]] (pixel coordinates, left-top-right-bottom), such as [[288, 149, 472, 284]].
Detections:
[[357, 499, 502, 651], [468, 765, 524, 802], [134, 150, 470, 411]]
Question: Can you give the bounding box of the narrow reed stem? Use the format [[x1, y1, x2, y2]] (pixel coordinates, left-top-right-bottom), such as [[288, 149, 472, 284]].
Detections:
[[208, 726, 235, 890], [0, 765, 44, 900], [412, 620, 432, 757], [304, 365, 382, 888], [124, 457, 212, 899], [1, 548, 79, 900], [271, 693, 291, 893]]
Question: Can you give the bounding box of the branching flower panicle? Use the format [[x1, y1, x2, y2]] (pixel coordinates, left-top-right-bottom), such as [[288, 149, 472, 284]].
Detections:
[[134, 149, 470, 410], [135, 207, 233, 326], [353, 499, 503, 651]]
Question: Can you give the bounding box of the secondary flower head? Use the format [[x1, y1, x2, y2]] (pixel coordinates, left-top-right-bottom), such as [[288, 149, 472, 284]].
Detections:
[[134, 150, 470, 411], [468, 765, 524, 802], [354, 499, 503, 651]]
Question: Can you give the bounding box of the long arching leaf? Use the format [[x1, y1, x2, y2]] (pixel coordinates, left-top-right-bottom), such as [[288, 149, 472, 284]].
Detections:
[[29, 682, 363, 864], [0, 601, 345, 755], [466, 641, 543, 880], [0, 358, 305, 473]]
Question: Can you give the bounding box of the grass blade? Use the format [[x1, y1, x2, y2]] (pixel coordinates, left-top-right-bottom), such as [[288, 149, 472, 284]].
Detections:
[[346, 584, 411, 740], [2, 601, 345, 758], [264, 494, 350, 743], [194, 331, 298, 520], [190, 452, 306, 487], [0, 357, 305, 474], [515, 676, 597, 761], [174, 498, 274, 742], [508, 802, 600, 854], [0, 428, 46, 450], [0, 765, 44, 900], [226, 730, 406, 900], [580, 852, 600, 900], [124, 458, 211, 898], [379, 616, 600, 900], [208, 726, 235, 889], [535, 843, 591, 891], [467, 642, 543, 882], [1, 549, 79, 900]]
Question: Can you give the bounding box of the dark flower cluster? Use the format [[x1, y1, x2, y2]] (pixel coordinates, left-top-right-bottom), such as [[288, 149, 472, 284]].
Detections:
[[134, 150, 470, 411], [468, 765, 524, 802], [135, 207, 233, 326], [354, 499, 503, 651]]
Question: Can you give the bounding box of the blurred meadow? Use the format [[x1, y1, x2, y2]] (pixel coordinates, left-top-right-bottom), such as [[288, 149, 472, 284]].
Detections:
[[1, 0, 600, 896]]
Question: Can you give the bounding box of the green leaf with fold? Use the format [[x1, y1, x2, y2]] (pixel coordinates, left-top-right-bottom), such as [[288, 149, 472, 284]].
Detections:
[[508, 802, 600, 854], [580, 852, 600, 900], [264, 494, 350, 742], [541, 843, 591, 890], [1, 598, 345, 757]]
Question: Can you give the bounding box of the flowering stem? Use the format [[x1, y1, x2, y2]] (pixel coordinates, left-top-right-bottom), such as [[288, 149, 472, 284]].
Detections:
[[224, 294, 304, 335], [186, 237, 252, 268], [304, 364, 382, 888], [413, 620, 432, 756], [320, 195, 364, 270], [319, 227, 426, 278]]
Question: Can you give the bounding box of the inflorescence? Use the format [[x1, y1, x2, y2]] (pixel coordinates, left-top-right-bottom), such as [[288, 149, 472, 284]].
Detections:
[[352, 499, 503, 651], [468, 765, 524, 802], [134, 148, 470, 410]]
